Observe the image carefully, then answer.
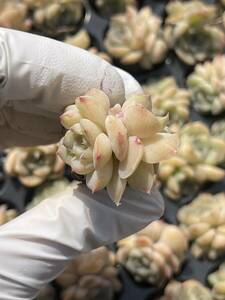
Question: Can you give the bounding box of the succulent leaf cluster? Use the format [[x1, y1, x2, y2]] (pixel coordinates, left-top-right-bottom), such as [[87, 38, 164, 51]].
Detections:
[[116, 221, 188, 286], [178, 192, 225, 260], [208, 263, 225, 300], [105, 6, 168, 69], [164, 1, 225, 65], [4, 145, 65, 188], [58, 88, 178, 205]]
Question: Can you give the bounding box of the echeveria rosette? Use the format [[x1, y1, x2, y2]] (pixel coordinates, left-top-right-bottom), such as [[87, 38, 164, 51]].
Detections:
[[187, 56, 225, 115], [104, 6, 168, 69], [208, 263, 225, 300], [164, 1, 225, 65], [4, 145, 65, 188], [24, 0, 83, 37], [58, 88, 178, 205], [56, 247, 121, 300], [178, 192, 225, 260], [116, 221, 188, 286], [158, 280, 213, 300], [143, 77, 190, 127]]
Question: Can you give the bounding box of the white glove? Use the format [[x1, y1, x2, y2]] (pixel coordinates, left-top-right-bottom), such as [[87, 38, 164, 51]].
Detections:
[[0, 28, 164, 300]]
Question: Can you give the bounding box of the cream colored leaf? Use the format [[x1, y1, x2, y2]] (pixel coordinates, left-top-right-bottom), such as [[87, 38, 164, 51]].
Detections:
[[86, 158, 113, 193], [122, 94, 152, 110], [60, 105, 81, 129], [71, 159, 94, 175], [107, 160, 127, 206], [93, 133, 112, 170], [105, 115, 128, 161], [128, 162, 155, 193], [122, 104, 161, 138], [75, 88, 110, 129], [80, 119, 102, 147], [119, 136, 144, 179], [143, 133, 178, 164]]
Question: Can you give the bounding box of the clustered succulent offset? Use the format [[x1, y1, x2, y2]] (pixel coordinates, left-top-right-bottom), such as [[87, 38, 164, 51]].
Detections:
[[94, 0, 136, 16], [58, 88, 178, 205], [104, 6, 168, 69], [27, 178, 71, 209], [0, 205, 17, 226], [164, 1, 225, 65], [159, 122, 225, 200], [64, 29, 112, 63], [0, 0, 31, 31], [187, 56, 225, 115], [144, 77, 190, 127], [158, 280, 213, 300], [208, 263, 225, 300], [212, 120, 225, 142], [117, 220, 188, 286], [178, 192, 225, 260], [5, 145, 65, 188], [24, 0, 83, 37], [56, 247, 122, 300]]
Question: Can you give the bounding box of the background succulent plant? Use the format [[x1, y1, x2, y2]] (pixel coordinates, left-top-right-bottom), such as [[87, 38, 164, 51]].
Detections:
[[208, 263, 225, 300], [158, 280, 213, 300], [187, 56, 225, 115], [104, 6, 168, 69], [56, 247, 122, 300], [212, 120, 225, 142], [164, 1, 225, 65], [159, 122, 225, 200], [178, 192, 225, 260], [4, 145, 65, 188], [94, 0, 136, 16], [117, 221, 188, 286], [24, 0, 83, 37], [58, 88, 178, 205], [143, 77, 190, 127]]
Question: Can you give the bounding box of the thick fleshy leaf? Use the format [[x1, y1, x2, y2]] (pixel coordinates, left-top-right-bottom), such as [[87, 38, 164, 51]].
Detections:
[[75, 88, 110, 129], [71, 159, 94, 175], [86, 158, 113, 192], [107, 160, 127, 206], [122, 94, 152, 111], [143, 133, 178, 164], [105, 115, 128, 161], [122, 104, 161, 138], [119, 136, 144, 179], [128, 162, 155, 193], [80, 119, 102, 147], [93, 133, 112, 170], [80, 148, 93, 164], [109, 104, 122, 116], [60, 105, 81, 129]]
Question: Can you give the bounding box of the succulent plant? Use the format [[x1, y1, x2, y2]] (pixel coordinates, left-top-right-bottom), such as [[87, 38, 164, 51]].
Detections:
[[4, 145, 65, 188], [208, 263, 225, 300], [159, 122, 225, 200], [158, 280, 213, 300], [212, 120, 225, 142], [94, 0, 136, 16], [0, 0, 31, 31], [164, 1, 225, 65], [58, 88, 178, 205], [187, 56, 225, 115], [178, 192, 225, 260], [64, 29, 112, 63], [0, 205, 17, 226], [26, 178, 70, 209], [104, 6, 168, 69], [56, 247, 122, 300], [117, 220, 188, 286], [143, 77, 190, 127], [36, 285, 55, 300], [24, 0, 83, 37]]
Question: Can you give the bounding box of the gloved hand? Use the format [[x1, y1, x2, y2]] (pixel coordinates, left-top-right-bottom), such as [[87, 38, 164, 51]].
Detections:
[[0, 28, 164, 300]]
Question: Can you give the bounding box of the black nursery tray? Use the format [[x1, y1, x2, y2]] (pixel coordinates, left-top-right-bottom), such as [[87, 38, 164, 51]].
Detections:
[[1, 0, 225, 300]]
